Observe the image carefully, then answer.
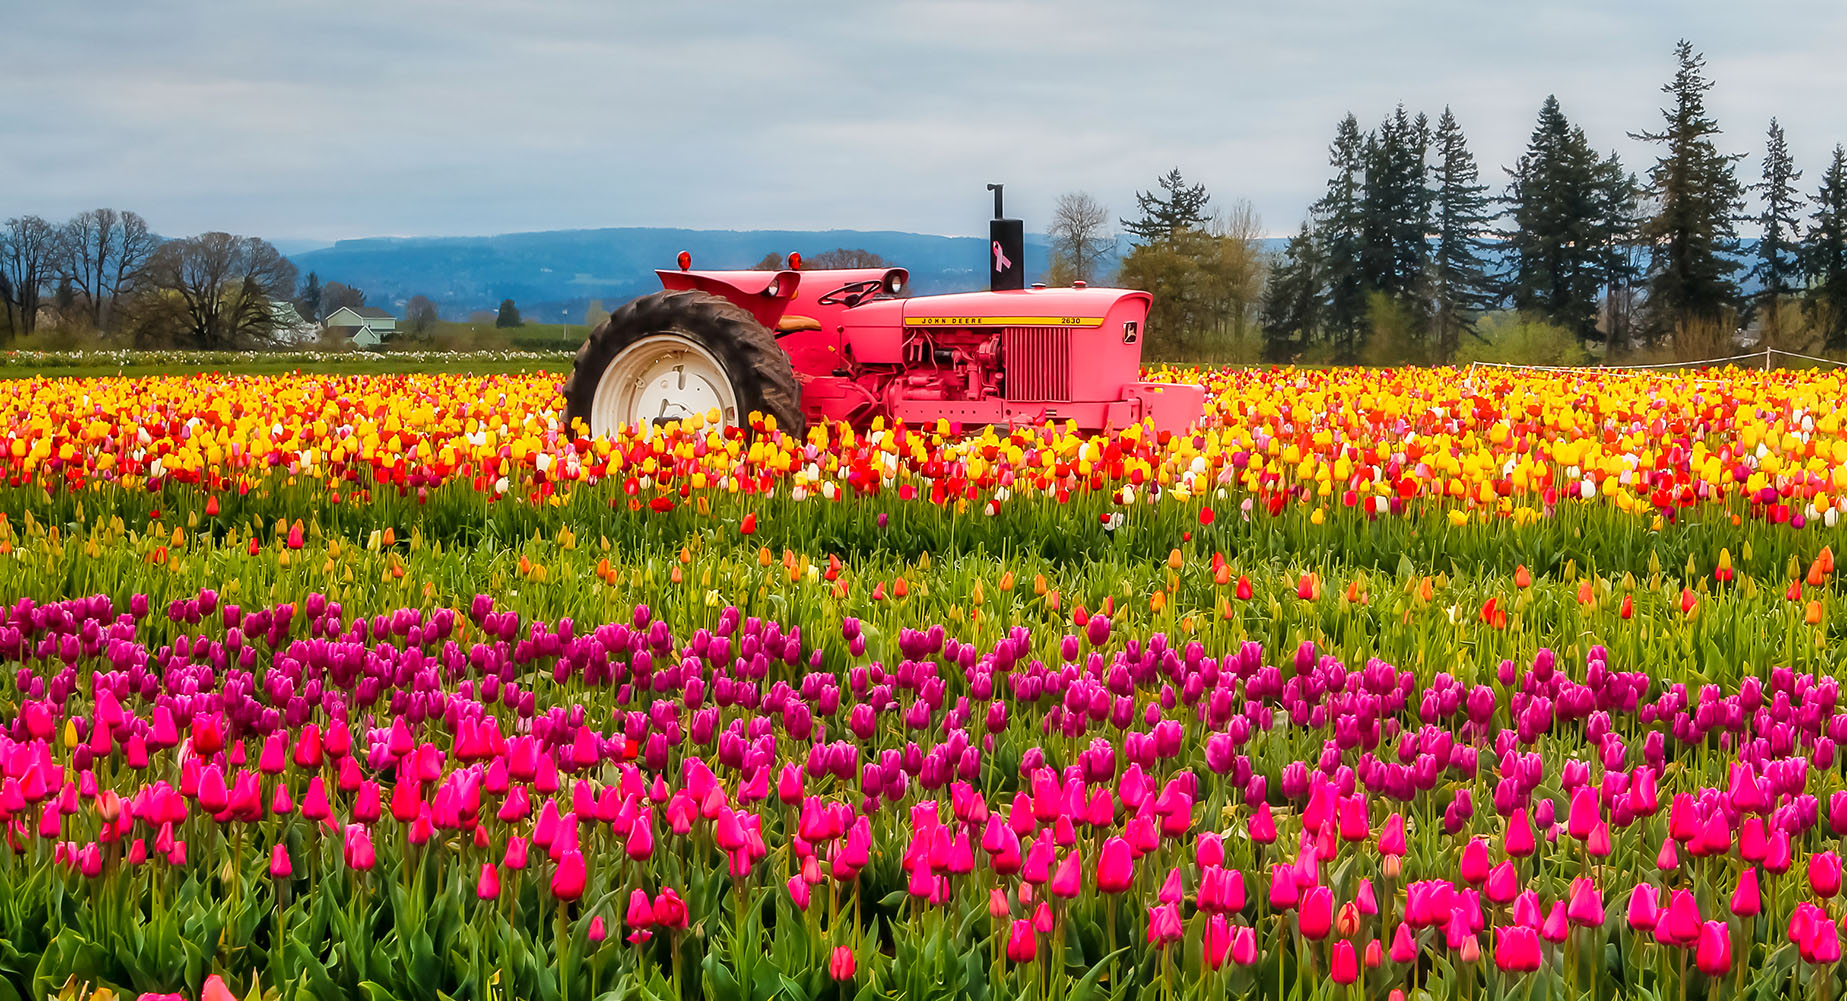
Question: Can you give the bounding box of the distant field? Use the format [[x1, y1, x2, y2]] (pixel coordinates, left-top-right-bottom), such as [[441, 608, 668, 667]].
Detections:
[[0, 348, 577, 379]]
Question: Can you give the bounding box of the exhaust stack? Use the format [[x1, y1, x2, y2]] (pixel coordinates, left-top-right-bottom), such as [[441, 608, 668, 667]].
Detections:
[[986, 183, 1024, 292]]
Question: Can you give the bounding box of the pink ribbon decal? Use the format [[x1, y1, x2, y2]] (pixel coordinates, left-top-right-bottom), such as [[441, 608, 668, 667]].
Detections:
[[992, 241, 1012, 272]]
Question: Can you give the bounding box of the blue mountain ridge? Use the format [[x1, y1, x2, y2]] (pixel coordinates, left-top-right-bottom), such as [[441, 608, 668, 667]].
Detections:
[[286, 227, 1097, 322]]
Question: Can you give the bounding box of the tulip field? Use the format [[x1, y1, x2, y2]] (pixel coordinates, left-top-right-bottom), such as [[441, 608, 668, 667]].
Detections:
[[5, 361, 1847, 1001]]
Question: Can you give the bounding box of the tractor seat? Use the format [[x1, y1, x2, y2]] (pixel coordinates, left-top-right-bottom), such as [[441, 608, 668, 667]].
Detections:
[[776, 314, 823, 334]]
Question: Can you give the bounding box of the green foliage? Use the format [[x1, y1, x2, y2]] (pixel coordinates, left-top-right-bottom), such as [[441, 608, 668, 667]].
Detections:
[[1116, 222, 1264, 362], [495, 299, 523, 328], [1454, 311, 1591, 367], [1121, 168, 1210, 247]]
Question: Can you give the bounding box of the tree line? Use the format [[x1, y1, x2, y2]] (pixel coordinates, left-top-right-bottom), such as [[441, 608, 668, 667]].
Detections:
[[1048, 40, 1847, 364], [0, 213, 463, 349]]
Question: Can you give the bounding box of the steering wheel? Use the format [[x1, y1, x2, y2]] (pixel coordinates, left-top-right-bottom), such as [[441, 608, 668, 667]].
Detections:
[[816, 279, 885, 307]]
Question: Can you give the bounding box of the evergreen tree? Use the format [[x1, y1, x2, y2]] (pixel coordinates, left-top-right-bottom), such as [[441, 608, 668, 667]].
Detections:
[[1805, 145, 1847, 351], [1506, 96, 1604, 343], [295, 272, 321, 323], [1312, 114, 1368, 361], [1749, 118, 1805, 335], [1358, 106, 1432, 300], [1630, 40, 1745, 341], [495, 299, 522, 328], [1427, 107, 1499, 361], [1260, 222, 1326, 361], [1121, 168, 1210, 245], [1591, 152, 1644, 351]]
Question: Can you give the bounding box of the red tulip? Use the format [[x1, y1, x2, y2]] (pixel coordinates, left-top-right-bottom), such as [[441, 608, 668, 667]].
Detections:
[[477, 863, 501, 900], [1298, 886, 1333, 939], [653, 888, 688, 929], [1330, 940, 1358, 984], [829, 945, 856, 981], [1006, 919, 1037, 963]]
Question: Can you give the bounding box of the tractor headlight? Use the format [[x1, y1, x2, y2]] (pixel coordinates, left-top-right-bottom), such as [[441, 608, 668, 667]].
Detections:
[[886, 274, 904, 295], [764, 279, 781, 297]]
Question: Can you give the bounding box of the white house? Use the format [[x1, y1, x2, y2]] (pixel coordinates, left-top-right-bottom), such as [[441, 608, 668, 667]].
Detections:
[[323, 305, 397, 348], [268, 300, 321, 345]]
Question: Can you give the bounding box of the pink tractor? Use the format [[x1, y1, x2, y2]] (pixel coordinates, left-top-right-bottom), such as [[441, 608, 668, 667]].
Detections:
[[561, 192, 1205, 438]]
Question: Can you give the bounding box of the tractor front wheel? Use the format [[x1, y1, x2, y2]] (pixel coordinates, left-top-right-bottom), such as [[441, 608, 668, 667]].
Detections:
[[561, 290, 803, 438]]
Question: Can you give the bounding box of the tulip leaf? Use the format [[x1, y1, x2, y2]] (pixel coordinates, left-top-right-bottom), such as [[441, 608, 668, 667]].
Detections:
[[1064, 947, 1127, 1001]]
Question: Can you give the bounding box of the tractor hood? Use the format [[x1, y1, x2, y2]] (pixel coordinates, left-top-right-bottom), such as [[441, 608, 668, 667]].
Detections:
[[898, 286, 1151, 328]]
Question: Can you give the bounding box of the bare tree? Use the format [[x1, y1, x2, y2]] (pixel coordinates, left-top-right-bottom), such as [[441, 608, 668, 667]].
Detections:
[[60, 208, 156, 331], [320, 281, 367, 313], [1, 215, 59, 339], [404, 294, 440, 340], [1046, 191, 1114, 284], [140, 232, 298, 348]]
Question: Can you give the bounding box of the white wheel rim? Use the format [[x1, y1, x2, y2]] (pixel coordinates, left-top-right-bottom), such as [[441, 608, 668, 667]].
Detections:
[[588, 333, 739, 438]]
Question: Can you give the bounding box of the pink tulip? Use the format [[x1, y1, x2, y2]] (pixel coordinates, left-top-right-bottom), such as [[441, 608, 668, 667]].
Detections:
[[1095, 837, 1133, 893], [1695, 920, 1732, 974], [551, 849, 586, 901], [1731, 867, 1762, 917], [1146, 903, 1182, 946], [477, 863, 500, 900], [269, 843, 291, 879], [1229, 925, 1258, 966], [1390, 922, 1417, 963], [829, 945, 856, 981], [1626, 884, 1659, 931], [202, 977, 236, 1001], [1050, 850, 1083, 899], [1494, 926, 1541, 972], [1568, 878, 1604, 927], [1459, 838, 1489, 885], [1811, 851, 1842, 898], [1378, 813, 1406, 857], [1204, 915, 1232, 969]]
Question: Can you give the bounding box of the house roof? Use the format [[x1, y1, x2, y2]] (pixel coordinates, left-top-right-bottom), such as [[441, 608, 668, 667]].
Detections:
[[327, 305, 395, 320]]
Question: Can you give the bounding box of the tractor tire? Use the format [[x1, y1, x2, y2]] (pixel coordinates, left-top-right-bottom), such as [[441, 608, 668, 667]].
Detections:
[[560, 290, 804, 438]]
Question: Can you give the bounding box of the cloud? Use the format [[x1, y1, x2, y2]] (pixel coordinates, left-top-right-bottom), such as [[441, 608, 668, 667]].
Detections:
[[3, 0, 1842, 241]]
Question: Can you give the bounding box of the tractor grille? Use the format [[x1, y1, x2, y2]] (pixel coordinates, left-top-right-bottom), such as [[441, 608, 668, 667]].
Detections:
[[1003, 327, 1071, 402]]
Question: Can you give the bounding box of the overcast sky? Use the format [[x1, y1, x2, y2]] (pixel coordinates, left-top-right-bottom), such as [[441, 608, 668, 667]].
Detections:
[[5, 0, 1844, 245]]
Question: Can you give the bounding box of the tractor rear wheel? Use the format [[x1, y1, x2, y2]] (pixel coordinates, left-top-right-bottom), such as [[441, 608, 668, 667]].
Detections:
[[561, 290, 803, 438]]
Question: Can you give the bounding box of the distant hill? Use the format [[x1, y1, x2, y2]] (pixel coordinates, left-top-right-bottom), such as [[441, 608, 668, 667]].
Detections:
[[289, 227, 1139, 321]]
